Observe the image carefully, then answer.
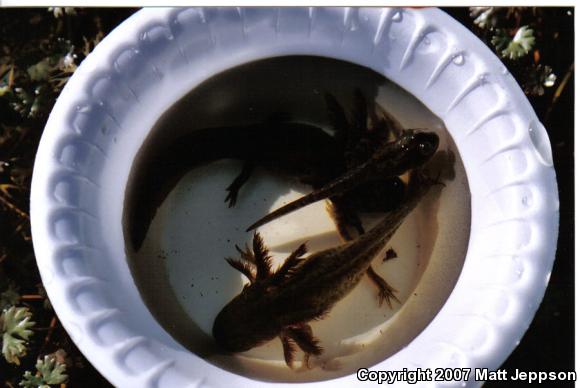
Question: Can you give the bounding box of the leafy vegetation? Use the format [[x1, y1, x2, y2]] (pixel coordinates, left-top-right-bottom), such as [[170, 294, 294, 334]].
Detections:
[[467, 7, 572, 100], [19, 355, 67, 388], [2, 307, 35, 365], [0, 8, 135, 387]]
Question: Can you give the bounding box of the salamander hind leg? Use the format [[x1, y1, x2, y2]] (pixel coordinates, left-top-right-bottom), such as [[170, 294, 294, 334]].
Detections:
[[224, 161, 254, 207], [281, 323, 323, 369], [366, 265, 400, 309], [327, 199, 401, 309], [280, 333, 298, 368]]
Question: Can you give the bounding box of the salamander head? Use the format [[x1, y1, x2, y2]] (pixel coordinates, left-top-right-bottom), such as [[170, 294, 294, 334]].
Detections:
[[374, 129, 439, 176], [212, 285, 280, 353]]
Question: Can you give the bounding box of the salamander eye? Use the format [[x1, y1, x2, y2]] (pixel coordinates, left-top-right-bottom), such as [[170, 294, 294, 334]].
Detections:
[[418, 141, 435, 156]]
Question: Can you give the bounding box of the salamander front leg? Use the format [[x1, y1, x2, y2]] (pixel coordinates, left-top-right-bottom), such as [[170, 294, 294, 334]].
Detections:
[[224, 161, 254, 207]]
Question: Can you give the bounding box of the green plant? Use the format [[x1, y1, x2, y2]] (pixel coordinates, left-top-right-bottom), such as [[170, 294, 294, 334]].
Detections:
[[491, 25, 535, 59], [1, 306, 35, 365], [20, 354, 67, 387], [468, 7, 568, 97]]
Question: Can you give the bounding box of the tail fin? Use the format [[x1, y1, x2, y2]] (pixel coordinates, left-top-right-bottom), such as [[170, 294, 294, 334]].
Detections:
[[246, 186, 331, 231], [246, 162, 369, 231]]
